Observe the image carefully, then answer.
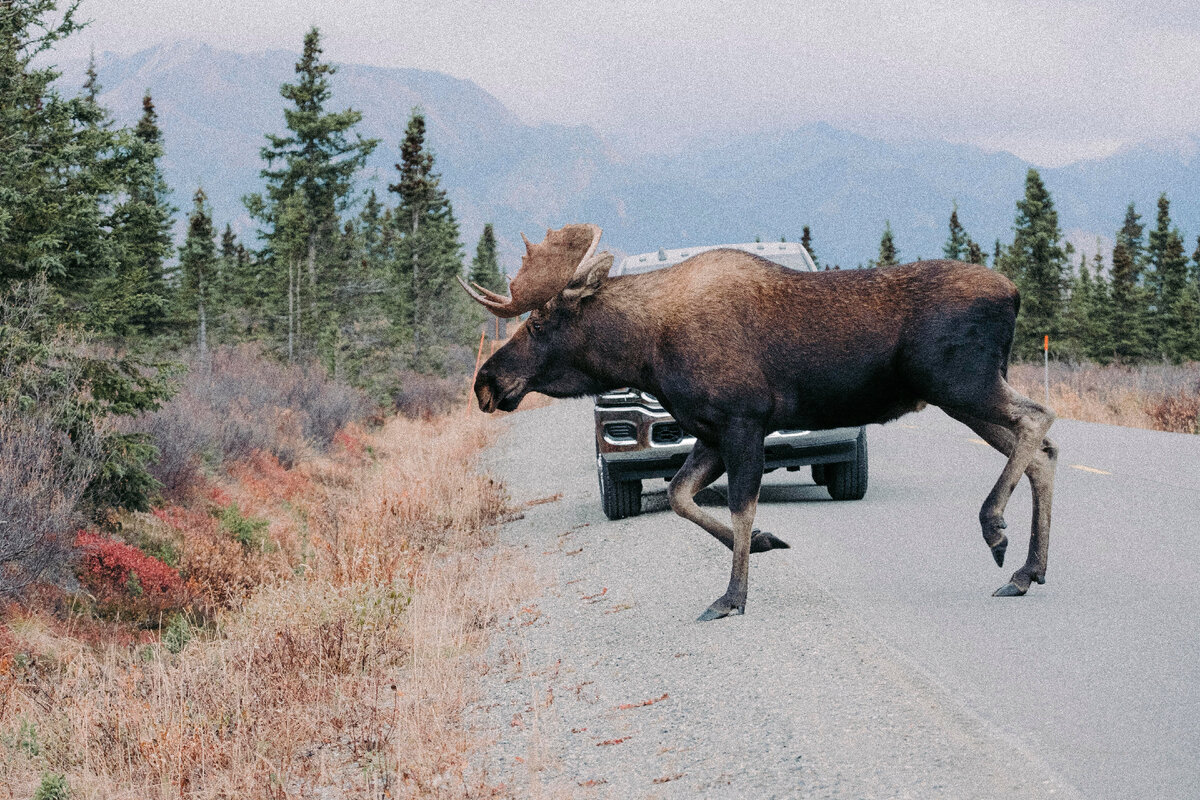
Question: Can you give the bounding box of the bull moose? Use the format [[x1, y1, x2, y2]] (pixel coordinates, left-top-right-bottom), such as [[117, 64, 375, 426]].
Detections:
[[460, 224, 1057, 621]]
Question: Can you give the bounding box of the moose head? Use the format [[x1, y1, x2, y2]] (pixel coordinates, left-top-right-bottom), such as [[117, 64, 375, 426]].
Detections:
[[459, 223, 616, 412]]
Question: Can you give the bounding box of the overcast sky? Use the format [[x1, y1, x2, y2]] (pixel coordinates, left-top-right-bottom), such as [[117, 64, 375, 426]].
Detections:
[[55, 0, 1200, 167]]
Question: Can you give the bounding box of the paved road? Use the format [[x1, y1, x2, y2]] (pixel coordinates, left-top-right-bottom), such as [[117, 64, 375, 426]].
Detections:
[[476, 399, 1200, 798]]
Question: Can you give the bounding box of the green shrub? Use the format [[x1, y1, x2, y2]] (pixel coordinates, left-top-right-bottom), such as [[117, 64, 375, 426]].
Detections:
[[33, 772, 69, 800], [219, 504, 272, 552], [162, 613, 192, 654]]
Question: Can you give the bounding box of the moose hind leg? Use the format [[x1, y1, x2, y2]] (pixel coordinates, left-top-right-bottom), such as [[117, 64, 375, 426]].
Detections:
[[668, 441, 789, 554], [947, 387, 1056, 596], [996, 434, 1057, 597]]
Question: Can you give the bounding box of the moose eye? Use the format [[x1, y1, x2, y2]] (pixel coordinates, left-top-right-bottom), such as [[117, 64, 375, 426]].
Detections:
[[528, 318, 544, 335]]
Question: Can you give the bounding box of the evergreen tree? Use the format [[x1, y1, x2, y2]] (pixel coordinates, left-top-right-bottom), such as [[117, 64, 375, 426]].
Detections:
[[0, 1, 113, 302], [1192, 236, 1200, 286], [1117, 202, 1146, 282], [1145, 194, 1190, 358], [1108, 241, 1149, 363], [468, 223, 505, 294], [105, 91, 176, 338], [800, 225, 819, 267], [0, 4, 176, 516], [966, 239, 986, 265], [388, 109, 470, 371], [178, 188, 217, 357], [245, 26, 379, 361], [1083, 249, 1112, 362], [1060, 252, 1089, 360], [943, 204, 969, 260], [877, 221, 898, 267], [1162, 283, 1200, 363], [1001, 169, 1068, 359]]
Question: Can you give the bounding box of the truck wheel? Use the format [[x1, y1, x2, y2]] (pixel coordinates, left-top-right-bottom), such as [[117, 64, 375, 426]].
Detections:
[[598, 454, 642, 520], [811, 463, 828, 485], [826, 429, 868, 501]]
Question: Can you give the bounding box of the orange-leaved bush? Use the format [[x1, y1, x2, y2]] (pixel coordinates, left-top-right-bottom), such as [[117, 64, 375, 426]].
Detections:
[[76, 532, 185, 621]]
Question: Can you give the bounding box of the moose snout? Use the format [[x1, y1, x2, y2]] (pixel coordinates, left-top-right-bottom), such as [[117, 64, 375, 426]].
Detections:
[[474, 366, 525, 413], [474, 368, 500, 413]]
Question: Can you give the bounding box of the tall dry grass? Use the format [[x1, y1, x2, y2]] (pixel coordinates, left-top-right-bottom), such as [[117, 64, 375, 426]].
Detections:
[[1008, 362, 1200, 433], [0, 410, 529, 798]]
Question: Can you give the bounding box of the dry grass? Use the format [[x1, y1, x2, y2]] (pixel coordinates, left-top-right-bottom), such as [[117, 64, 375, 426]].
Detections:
[[0, 410, 531, 798], [1008, 362, 1200, 433]]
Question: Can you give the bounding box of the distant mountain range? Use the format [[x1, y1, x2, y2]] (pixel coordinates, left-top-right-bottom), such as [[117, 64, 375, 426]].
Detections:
[[59, 41, 1200, 270]]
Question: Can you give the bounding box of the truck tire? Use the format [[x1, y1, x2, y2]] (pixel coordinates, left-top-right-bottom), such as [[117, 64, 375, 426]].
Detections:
[[811, 463, 828, 485], [598, 454, 642, 520], [826, 429, 868, 501]]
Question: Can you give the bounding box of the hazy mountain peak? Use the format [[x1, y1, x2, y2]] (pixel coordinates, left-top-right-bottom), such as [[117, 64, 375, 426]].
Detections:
[[60, 41, 1200, 268]]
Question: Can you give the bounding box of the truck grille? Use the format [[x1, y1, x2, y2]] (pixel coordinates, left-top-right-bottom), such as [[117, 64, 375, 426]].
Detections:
[[603, 422, 638, 442], [651, 422, 686, 444]]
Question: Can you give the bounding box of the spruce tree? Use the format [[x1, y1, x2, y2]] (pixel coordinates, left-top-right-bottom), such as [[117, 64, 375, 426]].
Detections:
[[943, 204, 969, 260], [246, 26, 378, 362], [800, 225, 819, 267], [1083, 249, 1111, 362], [1117, 202, 1146, 282], [1192, 236, 1200, 286], [1108, 241, 1149, 363], [1162, 283, 1200, 363], [0, 1, 112, 301], [468, 224, 505, 294], [1145, 194, 1190, 358], [1002, 169, 1068, 359], [388, 109, 470, 371], [105, 92, 176, 338], [178, 188, 217, 356], [966, 239, 986, 265], [0, 2, 176, 516], [877, 221, 898, 267]]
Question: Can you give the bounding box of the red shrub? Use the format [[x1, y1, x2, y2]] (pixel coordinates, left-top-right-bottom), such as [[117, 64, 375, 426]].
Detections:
[[76, 532, 186, 621]]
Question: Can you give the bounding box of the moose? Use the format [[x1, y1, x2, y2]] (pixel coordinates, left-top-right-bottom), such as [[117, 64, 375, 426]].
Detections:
[[460, 224, 1057, 621]]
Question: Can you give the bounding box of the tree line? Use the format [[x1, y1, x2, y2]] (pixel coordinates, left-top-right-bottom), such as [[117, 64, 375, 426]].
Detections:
[[818, 170, 1200, 364], [3, 7, 505, 393], [1, 4, 505, 519]]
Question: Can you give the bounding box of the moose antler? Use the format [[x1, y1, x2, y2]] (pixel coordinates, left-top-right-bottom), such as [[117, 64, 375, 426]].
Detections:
[[458, 223, 602, 317]]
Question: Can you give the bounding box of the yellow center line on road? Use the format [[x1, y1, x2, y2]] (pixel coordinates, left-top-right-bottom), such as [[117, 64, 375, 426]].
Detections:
[[1070, 464, 1112, 475]]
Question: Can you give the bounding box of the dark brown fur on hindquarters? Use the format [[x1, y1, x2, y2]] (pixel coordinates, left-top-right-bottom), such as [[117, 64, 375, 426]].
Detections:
[[461, 225, 1058, 619]]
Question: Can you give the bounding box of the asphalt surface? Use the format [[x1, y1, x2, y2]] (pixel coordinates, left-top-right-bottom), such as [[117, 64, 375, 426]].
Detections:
[[475, 398, 1200, 799]]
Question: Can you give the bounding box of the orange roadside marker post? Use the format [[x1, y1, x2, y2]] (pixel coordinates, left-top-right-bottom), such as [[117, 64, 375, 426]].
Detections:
[[467, 329, 487, 416], [1043, 335, 1050, 405]]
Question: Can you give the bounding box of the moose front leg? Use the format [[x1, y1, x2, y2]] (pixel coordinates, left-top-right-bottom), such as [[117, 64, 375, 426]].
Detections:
[[669, 440, 790, 554], [697, 421, 765, 622]]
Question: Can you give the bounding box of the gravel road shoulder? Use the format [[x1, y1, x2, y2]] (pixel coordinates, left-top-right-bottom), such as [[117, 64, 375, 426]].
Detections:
[[474, 399, 1080, 799]]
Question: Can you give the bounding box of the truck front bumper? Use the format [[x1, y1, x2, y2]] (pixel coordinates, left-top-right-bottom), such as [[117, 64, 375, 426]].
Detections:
[[594, 401, 862, 481]]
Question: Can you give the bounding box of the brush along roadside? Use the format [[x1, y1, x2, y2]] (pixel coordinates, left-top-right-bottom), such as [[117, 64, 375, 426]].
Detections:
[[0, 410, 533, 798]]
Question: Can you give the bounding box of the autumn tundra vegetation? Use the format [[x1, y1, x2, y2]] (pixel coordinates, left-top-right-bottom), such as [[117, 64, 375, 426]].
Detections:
[[2, 0, 1200, 796]]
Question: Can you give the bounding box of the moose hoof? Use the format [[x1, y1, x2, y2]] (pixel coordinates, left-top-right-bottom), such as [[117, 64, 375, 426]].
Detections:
[[992, 581, 1026, 597], [750, 529, 790, 553], [988, 536, 1008, 568], [697, 596, 745, 622]]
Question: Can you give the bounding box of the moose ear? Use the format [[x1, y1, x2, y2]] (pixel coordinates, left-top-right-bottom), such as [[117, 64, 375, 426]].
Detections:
[[561, 251, 614, 304]]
